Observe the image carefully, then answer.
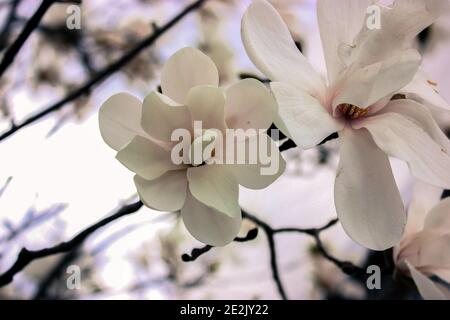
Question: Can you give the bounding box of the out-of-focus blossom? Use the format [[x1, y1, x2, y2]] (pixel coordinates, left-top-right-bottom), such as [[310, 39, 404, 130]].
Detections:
[[199, 4, 235, 84], [99, 47, 285, 246], [91, 19, 158, 83], [242, 0, 450, 250], [394, 183, 450, 300]]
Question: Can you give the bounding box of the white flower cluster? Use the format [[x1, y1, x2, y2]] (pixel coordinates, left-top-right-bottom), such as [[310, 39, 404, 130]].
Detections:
[[99, 0, 450, 299]]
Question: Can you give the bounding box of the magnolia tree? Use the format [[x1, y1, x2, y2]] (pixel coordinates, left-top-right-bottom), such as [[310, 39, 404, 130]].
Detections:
[[0, 0, 449, 300]]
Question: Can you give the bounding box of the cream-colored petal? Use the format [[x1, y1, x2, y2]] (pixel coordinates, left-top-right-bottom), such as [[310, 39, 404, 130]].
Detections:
[[400, 71, 450, 112], [134, 171, 187, 212], [99, 93, 146, 151], [186, 85, 227, 132], [228, 133, 286, 190], [161, 47, 219, 104], [424, 198, 450, 235], [181, 190, 242, 246], [141, 92, 191, 142], [225, 79, 277, 131], [379, 99, 450, 153], [406, 261, 447, 300], [355, 112, 450, 189], [116, 136, 178, 180], [271, 82, 343, 150], [351, 0, 448, 68], [241, 0, 324, 96], [403, 181, 442, 239], [333, 49, 421, 111], [335, 128, 406, 251], [317, 0, 374, 84], [187, 165, 240, 219]]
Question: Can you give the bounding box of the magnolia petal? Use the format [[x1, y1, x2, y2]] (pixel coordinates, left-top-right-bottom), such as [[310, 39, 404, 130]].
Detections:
[[401, 72, 450, 111], [225, 79, 277, 131], [116, 136, 177, 180], [271, 82, 343, 149], [229, 133, 286, 190], [424, 198, 450, 235], [333, 49, 421, 111], [99, 93, 146, 151], [186, 86, 227, 132], [134, 171, 187, 212], [405, 233, 450, 269], [241, 0, 324, 95], [181, 190, 242, 246], [317, 0, 373, 84], [352, 0, 448, 68], [141, 92, 191, 142], [161, 47, 219, 104], [403, 181, 443, 239], [380, 100, 450, 152], [187, 165, 240, 219], [406, 261, 447, 300], [356, 112, 450, 189], [335, 128, 406, 251]]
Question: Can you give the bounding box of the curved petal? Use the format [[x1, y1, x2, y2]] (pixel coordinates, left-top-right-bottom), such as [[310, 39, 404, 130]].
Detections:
[[317, 0, 373, 84], [424, 198, 450, 235], [241, 0, 324, 96], [224, 79, 277, 131], [141, 92, 192, 142], [335, 128, 406, 251], [351, 0, 448, 68], [271, 82, 344, 149], [134, 171, 187, 212], [401, 233, 450, 270], [403, 181, 442, 239], [187, 165, 240, 219], [379, 99, 450, 152], [355, 112, 450, 189], [186, 86, 227, 132], [99, 93, 146, 151], [400, 71, 450, 112], [181, 190, 242, 246], [228, 133, 286, 190], [333, 49, 421, 111], [406, 261, 447, 300], [161, 47, 219, 104], [116, 136, 178, 180]]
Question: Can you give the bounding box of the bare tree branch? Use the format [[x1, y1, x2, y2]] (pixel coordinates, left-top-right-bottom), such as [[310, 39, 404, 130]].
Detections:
[[0, 0, 209, 142], [0, 0, 81, 77], [0, 200, 143, 287]]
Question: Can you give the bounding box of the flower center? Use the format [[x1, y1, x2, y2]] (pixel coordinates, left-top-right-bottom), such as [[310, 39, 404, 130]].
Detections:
[[338, 103, 369, 120]]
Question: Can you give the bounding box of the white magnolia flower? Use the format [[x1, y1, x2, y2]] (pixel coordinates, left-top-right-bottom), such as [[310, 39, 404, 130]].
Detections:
[[394, 183, 450, 300], [99, 47, 285, 246], [242, 0, 450, 250]]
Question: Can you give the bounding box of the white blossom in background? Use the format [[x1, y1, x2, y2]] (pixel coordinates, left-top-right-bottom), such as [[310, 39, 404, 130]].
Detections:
[[394, 183, 450, 300], [241, 0, 450, 250], [98, 47, 285, 247]]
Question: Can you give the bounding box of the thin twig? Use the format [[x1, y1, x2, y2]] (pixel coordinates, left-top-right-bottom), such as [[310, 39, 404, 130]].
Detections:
[[0, 0, 61, 77], [181, 228, 259, 262], [0, 0, 209, 142], [0, 200, 143, 287]]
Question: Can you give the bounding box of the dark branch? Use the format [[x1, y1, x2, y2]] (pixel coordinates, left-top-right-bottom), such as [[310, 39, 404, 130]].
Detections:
[[0, 0, 56, 77], [0, 0, 22, 50], [181, 228, 259, 262], [184, 210, 359, 300], [0, 200, 143, 287], [0, 0, 209, 142]]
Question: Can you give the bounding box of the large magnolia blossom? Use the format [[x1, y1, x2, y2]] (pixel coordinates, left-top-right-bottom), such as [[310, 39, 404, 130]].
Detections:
[[242, 0, 450, 250], [394, 184, 450, 300], [99, 47, 285, 246]]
